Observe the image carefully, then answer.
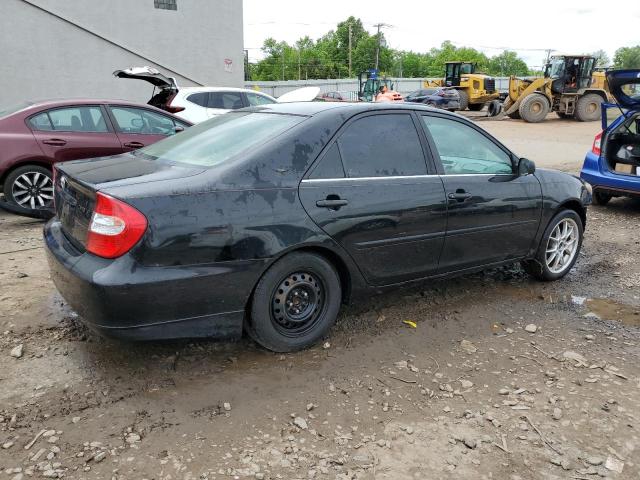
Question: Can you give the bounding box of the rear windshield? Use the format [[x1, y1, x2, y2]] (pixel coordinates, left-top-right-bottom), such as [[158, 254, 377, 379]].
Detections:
[[137, 112, 305, 167], [0, 101, 34, 118]]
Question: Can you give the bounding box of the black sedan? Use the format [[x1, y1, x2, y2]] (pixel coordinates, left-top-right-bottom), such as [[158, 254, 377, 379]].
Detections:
[[404, 87, 461, 110], [45, 103, 590, 352]]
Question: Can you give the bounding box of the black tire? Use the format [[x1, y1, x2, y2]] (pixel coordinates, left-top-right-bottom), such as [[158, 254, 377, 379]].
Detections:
[[556, 111, 571, 119], [3, 165, 53, 211], [246, 252, 342, 352], [468, 103, 485, 111], [457, 90, 469, 111], [522, 209, 584, 281], [593, 191, 612, 205], [518, 94, 550, 123], [507, 110, 521, 119], [574, 93, 602, 122]]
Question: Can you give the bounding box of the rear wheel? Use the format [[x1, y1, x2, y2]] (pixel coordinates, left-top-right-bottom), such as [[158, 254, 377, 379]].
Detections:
[[3, 165, 53, 211], [457, 90, 469, 111], [522, 209, 583, 281], [468, 103, 485, 111], [246, 252, 342, 352], [518, 94, 550, 123], [574, 93, 602, 122], [593, 191, 612, 205]]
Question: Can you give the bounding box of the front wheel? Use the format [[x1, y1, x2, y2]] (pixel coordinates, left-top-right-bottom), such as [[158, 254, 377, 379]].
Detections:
[[457, 90, 469, 111], [246, 252, 342, 352], [522, 210, 583, 281]]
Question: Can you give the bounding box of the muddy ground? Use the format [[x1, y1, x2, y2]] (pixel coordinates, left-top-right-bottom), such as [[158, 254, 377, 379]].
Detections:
[[1, 114, 640, 480]]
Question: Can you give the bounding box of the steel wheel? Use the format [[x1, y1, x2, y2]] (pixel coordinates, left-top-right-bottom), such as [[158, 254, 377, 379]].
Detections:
[[271, 271, 325, 337], [545, 218, 579, 274], [11, 171, 53, 209]]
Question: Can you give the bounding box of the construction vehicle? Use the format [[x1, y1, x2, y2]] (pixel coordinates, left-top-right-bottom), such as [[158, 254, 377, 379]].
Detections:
[[503, 55, 610, 123], [425, 61, 499, 111], [358, 69, 402, 102]]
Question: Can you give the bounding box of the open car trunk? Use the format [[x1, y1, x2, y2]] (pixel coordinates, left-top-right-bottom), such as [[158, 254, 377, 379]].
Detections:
[[113, 66, 179, 111], [603, 110, 640, 176]]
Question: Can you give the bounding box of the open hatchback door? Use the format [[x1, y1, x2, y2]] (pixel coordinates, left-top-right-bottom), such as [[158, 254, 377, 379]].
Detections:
[[607, 70, 640, 110], [113, 66, 182, 113]]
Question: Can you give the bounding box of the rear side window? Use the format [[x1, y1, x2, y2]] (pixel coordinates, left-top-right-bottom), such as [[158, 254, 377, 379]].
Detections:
[[209, 92, 245, 109], [337, 114, 427, 177], [246, 92, 275, 106], [187, 92, 209, 107], [309, 144, 345, 179], [137, 112, 304, 167], [30, 107, 108, 132]]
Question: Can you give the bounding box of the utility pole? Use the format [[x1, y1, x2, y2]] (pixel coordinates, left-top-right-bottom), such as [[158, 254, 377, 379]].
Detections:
[[348, 23, 352, 78], [373, 23, 391, 72], [298, 48, 301, 80]]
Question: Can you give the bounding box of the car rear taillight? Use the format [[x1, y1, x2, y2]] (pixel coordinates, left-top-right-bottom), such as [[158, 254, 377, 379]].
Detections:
[[165, 105, 185, 114], [86, 192, 147, 259], [592, 130, 603, 156]]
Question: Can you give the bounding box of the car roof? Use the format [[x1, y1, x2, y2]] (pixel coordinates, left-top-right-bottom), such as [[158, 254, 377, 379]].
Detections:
[[245, 101, 464, 117], [178, 87, 274, 96], [5, 99, 192, 122]]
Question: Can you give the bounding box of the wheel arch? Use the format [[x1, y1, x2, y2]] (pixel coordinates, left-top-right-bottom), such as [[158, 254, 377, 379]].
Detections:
[[1, 158, 53, 186], [579, 89, 608, 102], [556, 199, 587, 228]]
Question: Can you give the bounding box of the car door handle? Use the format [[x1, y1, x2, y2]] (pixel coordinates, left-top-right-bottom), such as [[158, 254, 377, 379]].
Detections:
[[42, 139, 67, 146], [447, 191, 472, 202], [124, 141, 145, 148], [316, 197, 348, 210]]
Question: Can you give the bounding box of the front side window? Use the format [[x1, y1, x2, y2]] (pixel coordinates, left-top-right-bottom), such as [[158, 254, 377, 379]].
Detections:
[[137, 112, 304, 167], [246, 92, 275, 106], [110, 107, 177, 135], [337, 114, 427, 178], [209, 92, 245, 110], [32, 106, 108, 132], [422, 116, 513, 175]]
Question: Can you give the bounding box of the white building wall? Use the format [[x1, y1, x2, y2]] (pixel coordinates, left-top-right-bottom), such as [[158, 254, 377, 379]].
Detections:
[[1, 0, 244, 105]]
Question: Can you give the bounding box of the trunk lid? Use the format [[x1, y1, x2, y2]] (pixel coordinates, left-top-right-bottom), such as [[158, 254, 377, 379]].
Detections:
[[54, 155, 205, 249], [113, 66, 179, 109], [606, 70, 640, 110]]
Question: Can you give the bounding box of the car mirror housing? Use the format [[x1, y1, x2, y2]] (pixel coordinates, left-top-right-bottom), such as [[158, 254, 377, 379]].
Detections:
[[174, 125, 185, 133], [518, 157, 536, 176]]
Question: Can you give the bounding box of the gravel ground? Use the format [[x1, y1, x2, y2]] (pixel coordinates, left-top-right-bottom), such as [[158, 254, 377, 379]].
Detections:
[[1, 114, 639, 480]]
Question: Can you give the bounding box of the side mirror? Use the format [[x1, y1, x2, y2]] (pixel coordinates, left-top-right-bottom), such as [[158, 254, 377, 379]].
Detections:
[[518, 157, 536, 176], [174, 125, 185, 133]]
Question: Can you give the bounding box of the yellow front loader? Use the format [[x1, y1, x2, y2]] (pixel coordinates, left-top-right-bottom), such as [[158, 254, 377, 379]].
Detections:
[[503, 55, 610, 123], [425, 62, 499, 111]]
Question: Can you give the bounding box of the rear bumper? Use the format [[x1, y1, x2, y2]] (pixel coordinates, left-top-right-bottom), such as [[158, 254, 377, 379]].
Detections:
[[580, 151, 640, 196], [44, 218, 266, 341]]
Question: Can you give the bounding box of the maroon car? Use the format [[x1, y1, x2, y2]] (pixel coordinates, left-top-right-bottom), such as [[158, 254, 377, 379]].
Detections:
[[0, 99, 191, 215]]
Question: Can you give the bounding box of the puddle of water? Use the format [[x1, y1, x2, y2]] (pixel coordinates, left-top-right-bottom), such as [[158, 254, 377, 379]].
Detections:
[[585, 298, 640, 326]]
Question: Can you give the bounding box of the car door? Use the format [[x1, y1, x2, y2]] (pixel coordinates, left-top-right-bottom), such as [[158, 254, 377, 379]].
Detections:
[[29, 105, 122, 162], [420, 113, 542, 273], [206, 91, 246, 118], [299, 112, 448, 286], [107, 105, 187, 152]]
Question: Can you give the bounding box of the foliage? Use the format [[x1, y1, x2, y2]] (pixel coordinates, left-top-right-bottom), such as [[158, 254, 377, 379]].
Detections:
[[591, 49, 610, 68], [247, 17, 629, 80], [613, 45, 640, 69]]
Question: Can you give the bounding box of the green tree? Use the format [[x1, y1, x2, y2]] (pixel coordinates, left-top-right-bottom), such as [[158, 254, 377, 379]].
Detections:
[[613, 45, 640, 69], [487, 51, 529, 76]]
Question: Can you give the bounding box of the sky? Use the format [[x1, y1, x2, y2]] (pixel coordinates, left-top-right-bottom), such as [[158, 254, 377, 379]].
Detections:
[[243, 0, 640, 69]]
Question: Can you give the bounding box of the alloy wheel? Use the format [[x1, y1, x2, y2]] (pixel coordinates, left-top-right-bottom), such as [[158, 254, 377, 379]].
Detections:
[[11, 171, 53, 209], [545, 218, 579, 274]]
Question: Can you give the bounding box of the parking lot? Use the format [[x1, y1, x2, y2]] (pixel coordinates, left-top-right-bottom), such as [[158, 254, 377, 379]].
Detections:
[[1, 115, 639, 479]]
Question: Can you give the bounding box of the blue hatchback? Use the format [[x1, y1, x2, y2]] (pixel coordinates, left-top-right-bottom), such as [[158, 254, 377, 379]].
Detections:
[[580, 70, 640, 205]]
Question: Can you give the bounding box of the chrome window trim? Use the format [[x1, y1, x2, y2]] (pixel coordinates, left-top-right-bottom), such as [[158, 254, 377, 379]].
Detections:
[[301, 173, 516, 183]]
